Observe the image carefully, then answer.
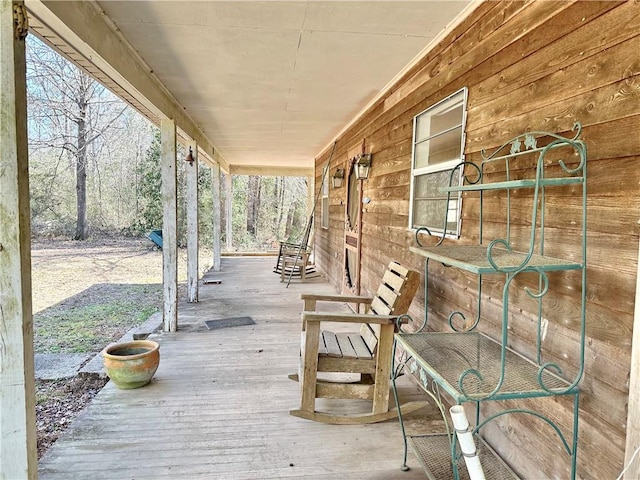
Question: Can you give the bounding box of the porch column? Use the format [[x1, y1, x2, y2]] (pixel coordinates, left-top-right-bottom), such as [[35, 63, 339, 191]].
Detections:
[[0, 2, 37, 477], [307, 173, 314, 221], [211, 162, 221, 271], [225, 172, 232, 251], [161, 119, 178, 331], [307, 173, 315, 249], [185, 140, 198, 302], [624, 229, 640, 478]]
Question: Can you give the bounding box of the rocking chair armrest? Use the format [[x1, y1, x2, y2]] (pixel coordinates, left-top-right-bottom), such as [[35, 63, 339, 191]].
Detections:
[[300, 293, 373, 305], [302, 311, 401, 325], [282, 245, 311, 253]]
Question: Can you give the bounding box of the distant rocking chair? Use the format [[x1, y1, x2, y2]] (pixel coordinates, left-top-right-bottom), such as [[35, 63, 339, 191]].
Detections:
[[274, 215, 315, 283], [289, 261, 426, 424]]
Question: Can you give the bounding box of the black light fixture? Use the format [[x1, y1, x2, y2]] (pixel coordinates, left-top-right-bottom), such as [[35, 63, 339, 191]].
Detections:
[[185, 146, 195, 165], [354, 153, 372, 180], [332, 168, 344, 188]]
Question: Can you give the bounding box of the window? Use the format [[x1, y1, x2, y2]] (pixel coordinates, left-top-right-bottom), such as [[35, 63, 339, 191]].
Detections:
[[321, 164, 329, 229], [409, 87, 468, 237]]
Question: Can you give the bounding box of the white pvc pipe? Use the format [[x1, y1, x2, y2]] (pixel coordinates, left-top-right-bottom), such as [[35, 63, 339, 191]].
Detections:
[[450, 405, 487, 480]]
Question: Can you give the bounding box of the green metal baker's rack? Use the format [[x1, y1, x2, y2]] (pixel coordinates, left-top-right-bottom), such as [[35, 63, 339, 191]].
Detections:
[[392, 122, 587, 479]]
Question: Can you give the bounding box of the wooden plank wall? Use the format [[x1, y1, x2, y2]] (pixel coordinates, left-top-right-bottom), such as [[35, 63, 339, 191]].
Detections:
[[313, 1, 640, 478]]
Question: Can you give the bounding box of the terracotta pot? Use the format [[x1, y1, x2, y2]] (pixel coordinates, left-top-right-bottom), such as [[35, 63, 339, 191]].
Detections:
[[102, 340, 160, 389]]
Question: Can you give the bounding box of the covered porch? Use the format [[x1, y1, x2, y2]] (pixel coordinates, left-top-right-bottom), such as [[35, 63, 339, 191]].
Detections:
[[3, 1, 640, 478], [37, 257, 435, 479], [2, 2, 466, 477]]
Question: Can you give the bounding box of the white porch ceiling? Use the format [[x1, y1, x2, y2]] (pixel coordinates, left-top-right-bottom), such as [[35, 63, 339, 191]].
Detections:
[[36, 1, 474, 173]]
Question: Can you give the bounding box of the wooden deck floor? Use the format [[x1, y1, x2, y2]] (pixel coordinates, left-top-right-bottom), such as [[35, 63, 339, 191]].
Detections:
[[38, 257, 439, 479]]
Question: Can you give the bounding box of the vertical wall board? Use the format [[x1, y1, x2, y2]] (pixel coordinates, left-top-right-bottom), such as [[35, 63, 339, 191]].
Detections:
[[624, 230, 640, 478]]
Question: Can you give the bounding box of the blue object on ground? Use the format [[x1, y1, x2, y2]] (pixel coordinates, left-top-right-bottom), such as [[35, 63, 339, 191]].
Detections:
[[147, 229, 163, 249]]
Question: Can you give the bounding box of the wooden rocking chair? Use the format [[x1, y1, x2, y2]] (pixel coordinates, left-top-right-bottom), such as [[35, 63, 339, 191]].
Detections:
[[274, 215, 315, 283], [289, 261, 426, 424]]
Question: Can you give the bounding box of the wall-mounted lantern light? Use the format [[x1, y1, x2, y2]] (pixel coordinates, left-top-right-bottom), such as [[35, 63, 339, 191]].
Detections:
[[354, 153, 372, 180], [332, 168, 345, 188], [185, 146, 195, 165]]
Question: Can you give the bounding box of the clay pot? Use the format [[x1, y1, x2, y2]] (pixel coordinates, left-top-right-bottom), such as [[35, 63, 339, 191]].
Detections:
[[102, 340, 160, 389]]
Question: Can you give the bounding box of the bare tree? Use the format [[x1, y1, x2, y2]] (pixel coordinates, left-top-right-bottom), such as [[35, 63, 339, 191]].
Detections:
[[246, 175, 261, 235], [26, 36, 308, 248], [27, 35, 128, 239], [275, 176, 286, 237]]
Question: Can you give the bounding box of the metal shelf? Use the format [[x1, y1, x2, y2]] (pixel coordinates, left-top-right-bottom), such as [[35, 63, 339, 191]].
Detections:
[[440, 176, 583, 193], [409, 245, 582, 274], [408, 434, 519, 480], [396, 332, 574, 402]]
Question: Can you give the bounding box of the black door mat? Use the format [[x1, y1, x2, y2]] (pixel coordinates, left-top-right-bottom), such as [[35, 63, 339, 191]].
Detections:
[[204, 317, 255, 330]]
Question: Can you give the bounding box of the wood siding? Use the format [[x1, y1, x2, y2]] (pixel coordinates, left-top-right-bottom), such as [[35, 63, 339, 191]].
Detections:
[[313, 2, 640, 478]]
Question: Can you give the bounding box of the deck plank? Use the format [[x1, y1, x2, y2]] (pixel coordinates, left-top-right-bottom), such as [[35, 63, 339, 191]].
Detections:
[[38, 257, 436, 479]]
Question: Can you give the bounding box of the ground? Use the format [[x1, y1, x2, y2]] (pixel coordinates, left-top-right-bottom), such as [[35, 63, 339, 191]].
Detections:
[[31, 236, 210, 458], [35, 376, 108, 458]]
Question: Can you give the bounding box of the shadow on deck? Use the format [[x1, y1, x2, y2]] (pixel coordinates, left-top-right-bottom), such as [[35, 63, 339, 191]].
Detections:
[[38, 257, 437, 479]]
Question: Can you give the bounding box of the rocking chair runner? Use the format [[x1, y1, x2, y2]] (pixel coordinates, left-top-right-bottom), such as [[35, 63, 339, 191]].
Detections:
[[289, 261, 426, 424]]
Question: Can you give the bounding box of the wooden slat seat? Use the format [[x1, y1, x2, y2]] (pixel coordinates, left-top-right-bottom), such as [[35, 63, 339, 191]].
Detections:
[[289, 261, 427, 424], [318, 330, 373, 359]]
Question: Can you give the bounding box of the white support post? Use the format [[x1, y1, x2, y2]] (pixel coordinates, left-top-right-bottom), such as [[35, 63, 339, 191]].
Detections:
[[307, 173, 314, 221], [225, 172, 233, 251], [161, 119, 178, 331], [0, 2, 37, 477], [211, 162, 221, 271], [624, 228, 640, 478], [450, 406, 486, 480], [185, 140, 198, 303], [307, 173, 315, 252]]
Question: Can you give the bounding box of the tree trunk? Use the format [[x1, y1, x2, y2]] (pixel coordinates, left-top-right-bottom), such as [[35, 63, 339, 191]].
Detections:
[[284, 201, 296, 240], [74, 101, 88, 240], [276, 176, 286, 237], [246, 175, 261, 236]]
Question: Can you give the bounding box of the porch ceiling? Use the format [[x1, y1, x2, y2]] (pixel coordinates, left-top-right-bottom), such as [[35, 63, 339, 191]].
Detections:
[[27, 1, 474, 174]]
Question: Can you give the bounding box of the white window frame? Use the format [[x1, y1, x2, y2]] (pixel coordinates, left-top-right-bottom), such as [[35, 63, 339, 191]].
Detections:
[[321, 163, 329, 229], [409, 87, 468, 238]]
